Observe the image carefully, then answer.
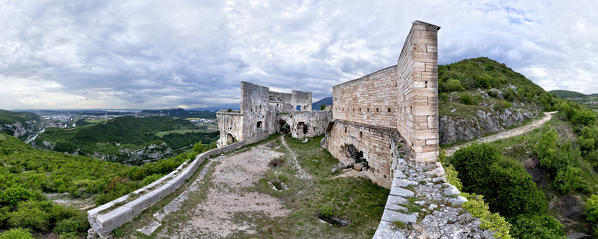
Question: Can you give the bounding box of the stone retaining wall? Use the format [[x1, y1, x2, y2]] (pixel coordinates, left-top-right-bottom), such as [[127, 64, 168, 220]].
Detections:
[[87, 140, 250, 238]]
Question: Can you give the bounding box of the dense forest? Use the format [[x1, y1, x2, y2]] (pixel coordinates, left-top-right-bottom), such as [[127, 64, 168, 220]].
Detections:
[[0, 133, 214, 238], [34, 116, 218, 165], [440, 58, 598, 238]]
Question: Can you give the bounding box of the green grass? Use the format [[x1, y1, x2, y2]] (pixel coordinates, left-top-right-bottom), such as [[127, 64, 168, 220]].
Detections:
[[245, 135, 389, 238]]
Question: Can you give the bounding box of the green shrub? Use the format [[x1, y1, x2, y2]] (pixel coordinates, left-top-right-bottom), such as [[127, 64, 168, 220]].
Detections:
[[451, 143, 547, 217], [587, 195, 598, 223], [439, 93, 449, 102], [319, 205, 335, 218], [502, 88, 517, 101], [320, 105, 326, 111], [462, 193, 512, 239], [0, 228, 33, 239], [142, 174, 163, 185], [510, 214, 566, 239], [553, 166, 586, 193], [572, 109, 597, 126], [460, 93, 475, 105], [487, 90, 498, 98], [444, 79, 464, 92], [8, 202, 50, 231]]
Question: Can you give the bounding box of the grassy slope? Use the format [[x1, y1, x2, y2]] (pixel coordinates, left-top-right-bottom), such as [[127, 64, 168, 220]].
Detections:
[[438, 57, 552, 144]]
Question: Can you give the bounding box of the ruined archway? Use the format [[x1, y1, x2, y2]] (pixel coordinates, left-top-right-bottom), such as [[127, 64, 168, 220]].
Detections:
[[227, 133, 237, 144], [344, 144, 369, 169], [297, 122, 308, 137], [278, 120, 290, 134]]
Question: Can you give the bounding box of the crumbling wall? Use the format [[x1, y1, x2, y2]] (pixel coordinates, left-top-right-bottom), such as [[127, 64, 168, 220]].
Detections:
[[216, 112, 242, 147], [216, 82, 317, 148], [279, 111, 332, 139], [325, 120, 401, 188]]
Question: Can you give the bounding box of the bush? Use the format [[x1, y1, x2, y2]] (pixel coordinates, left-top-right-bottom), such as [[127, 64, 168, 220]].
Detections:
[[572, 109, 597, 126], [587, 195, 598, 223], [8, 202, 50, 231], [451, 143, 547, 217], [443, 79, 464, 92], [460, 93, 475, 105], [462, 193, 512, 239], [142, 174, 163, 185], [0, 228, 33, 239], [502, 88, 517, 101], [510, 214, 566, 239], [553, 166, 586, 193]]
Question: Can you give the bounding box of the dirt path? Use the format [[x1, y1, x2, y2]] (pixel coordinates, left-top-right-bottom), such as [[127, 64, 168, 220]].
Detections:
[[164, 144, 290, 238], [280, 135, 311, 180], [445, 111, 556, 157]]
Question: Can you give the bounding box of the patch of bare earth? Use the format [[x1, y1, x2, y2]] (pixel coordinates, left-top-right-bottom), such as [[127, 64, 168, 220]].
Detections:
[[169, 145, 290, 238]]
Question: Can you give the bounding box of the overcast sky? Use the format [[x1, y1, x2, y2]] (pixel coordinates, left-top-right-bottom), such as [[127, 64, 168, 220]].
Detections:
[[0, 0, 596, 110]]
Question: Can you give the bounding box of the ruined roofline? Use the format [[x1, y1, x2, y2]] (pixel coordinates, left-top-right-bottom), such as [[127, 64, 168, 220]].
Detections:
[[332, 65, 396, 89]]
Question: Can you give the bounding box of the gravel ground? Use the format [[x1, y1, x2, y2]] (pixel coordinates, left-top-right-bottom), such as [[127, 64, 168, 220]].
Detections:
[[162, 144, 290, 238]]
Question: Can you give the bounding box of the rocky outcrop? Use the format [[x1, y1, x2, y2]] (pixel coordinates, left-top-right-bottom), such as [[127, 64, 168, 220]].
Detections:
[[1, 120, 38, 140], [439, 106, 542, 145]]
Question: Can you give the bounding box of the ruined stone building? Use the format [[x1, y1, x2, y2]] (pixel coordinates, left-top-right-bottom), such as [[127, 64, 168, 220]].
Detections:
[[324, 21, 440, 188], [217, 21, 439, 189], [216, 82, 331, 148]]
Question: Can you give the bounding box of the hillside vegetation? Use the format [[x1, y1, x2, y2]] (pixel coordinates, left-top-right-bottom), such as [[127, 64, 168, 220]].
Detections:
[[549, 90, 598, 111], [438, 57, 555, 145], [0, 110, 41, 141], [0, 133, 213, 238], [445, 91, 598, 237], [35, 116, 218, 165]]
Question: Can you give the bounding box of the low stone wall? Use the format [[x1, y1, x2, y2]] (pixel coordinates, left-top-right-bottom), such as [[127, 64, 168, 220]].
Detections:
[[87, 141, 249, 238]]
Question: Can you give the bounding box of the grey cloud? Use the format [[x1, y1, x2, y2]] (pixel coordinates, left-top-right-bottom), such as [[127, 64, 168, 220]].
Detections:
[[0, 0, 597, 110]]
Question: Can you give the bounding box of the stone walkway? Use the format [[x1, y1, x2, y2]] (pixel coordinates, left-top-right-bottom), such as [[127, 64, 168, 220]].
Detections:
[[374, 157, 495, 239], [137, 159, 216, 236], [445, 111, 556, 157], [280, 135, 311, 180]]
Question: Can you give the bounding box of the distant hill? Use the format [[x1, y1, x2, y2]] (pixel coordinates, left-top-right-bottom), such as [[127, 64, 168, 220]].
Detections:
[[141, 108, 217, 119], [312, 97, 332, 110], [549, 90, 587, 98], [0, 109, 38, 124], [35, 116, 218, 165], [549, 90, 598, 110]]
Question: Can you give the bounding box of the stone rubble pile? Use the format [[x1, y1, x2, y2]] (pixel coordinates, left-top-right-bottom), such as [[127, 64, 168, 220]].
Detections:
[[374, 157, 496, 239]]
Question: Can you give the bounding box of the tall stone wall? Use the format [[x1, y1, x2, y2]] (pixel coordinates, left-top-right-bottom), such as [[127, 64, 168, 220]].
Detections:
[[395, 22, 440, 162], [332, 66, 398, 128], [326, 21, 439, 187]]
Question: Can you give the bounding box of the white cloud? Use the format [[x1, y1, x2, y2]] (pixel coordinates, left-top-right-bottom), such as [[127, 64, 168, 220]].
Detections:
[[1, 0, 597, 110]]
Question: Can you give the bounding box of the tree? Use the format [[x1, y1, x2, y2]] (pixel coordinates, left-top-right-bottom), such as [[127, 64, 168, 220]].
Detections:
[[0, 228, 34, 239], [510, 214, 566, 239]]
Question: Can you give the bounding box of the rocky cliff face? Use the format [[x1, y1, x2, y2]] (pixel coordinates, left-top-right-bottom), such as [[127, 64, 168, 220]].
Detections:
[[1, 121, 38, 141], [439, 105, 542, 145]]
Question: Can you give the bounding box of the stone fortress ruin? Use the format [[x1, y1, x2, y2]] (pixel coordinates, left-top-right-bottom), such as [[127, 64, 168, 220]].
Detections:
[[89, 20, 480, 238], [217, 20, 440, 189], [216, 82, 332, 148]]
